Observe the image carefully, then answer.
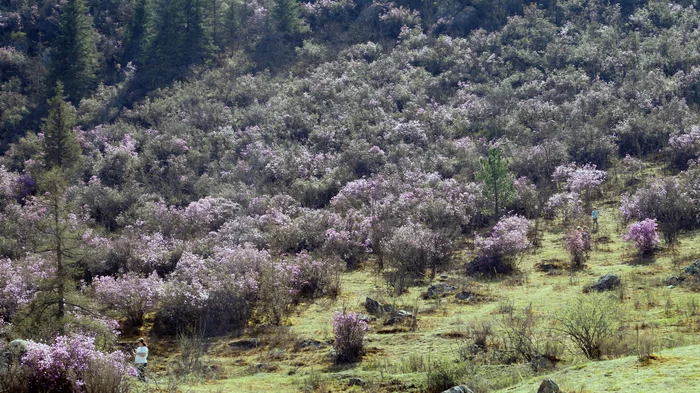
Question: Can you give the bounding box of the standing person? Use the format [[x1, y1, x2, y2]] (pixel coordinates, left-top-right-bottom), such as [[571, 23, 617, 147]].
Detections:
[[591, 208, 599, 232], [132, 338, 148, 382]]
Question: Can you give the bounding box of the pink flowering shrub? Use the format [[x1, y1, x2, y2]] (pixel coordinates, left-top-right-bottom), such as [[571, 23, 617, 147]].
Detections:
[[21, 334, 131, 393], [544, 192, 582, 222], [0, 258, 37, 320], [622, 218, 661, 257], [619, 179, 694, 245], [332, 311, 368, 363], [384, 221, 452, 292], [92, 272, 163, 329], [667, 126, 700, 169], [552, 163, 606, 209], [565, 229, 591, 269], [155, 248, 261, 336], [470, 215, 531, 274], [287, 252, 342, 299]]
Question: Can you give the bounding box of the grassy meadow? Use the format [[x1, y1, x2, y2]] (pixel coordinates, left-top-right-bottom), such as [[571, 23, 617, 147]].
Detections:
[[138, 166, 700, 393]]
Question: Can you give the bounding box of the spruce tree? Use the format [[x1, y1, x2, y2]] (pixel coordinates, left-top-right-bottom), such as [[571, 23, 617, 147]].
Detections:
[[143, 0, 212, 87], [477, 147, 515, 217], [50, 0, 99, 103], [271, 0, 309, 41], [121, 0, 152, 67], [42, 83, 82, 170]]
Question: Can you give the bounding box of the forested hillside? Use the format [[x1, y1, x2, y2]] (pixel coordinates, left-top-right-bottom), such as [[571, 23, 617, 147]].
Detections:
[[1, 0, 700, 392]]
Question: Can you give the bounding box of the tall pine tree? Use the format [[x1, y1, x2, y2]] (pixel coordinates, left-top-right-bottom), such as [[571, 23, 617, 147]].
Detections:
[[50, 0, 99, 103], [271, 0, 309, 41], [477, 147, 514, 218], [42, 82, 82, 170], [121, 0, 152, 68], [142, 0, 212, 88]]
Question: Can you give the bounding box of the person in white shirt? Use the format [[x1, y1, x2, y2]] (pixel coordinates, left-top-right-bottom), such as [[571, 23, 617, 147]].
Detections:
[[131, 338, 149, 381]]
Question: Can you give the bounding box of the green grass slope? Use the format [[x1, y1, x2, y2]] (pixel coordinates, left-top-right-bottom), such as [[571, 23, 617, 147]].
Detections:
[[497, 345, 700, 393]]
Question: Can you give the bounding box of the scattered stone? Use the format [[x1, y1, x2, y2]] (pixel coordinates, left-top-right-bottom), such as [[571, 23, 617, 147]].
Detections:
[[229, 338, 259, 350], [440, 274, 449, 280], [365, 297, 383, 314], [357, 313, 377, 323], [348, 377, 365, 387], [537, 378, 560, 393], [666, 276, 682, 286], [254, 363, 277, 372], [684, 259, 700, 276], [589, 274, 620, 291], [441, 385, 474, 393], [427, 283, 457, 297], [530, 355, 554, 372], [365, 297, 394, 314], [455, 291, 474, 301], [296, 339, 324, 349], [383, 310, 413, 326]]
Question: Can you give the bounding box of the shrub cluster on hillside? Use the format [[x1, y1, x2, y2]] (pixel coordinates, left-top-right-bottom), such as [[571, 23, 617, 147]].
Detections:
[[1, 1, 700, 383]]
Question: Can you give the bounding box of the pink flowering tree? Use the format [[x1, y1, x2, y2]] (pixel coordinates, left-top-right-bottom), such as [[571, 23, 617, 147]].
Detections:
[[619, 178, 693, 245], [92, 272, 164, 330], [0, 258, 41, 321], [622, 218, 661, 259], [553, 163, 606, 211], [332, 311, 369, 363], [469, 215, 532, 275], [155, 248, 261, 336], [667, 126, 700, 169], [544, 192, 582, 223], [565, 229, 591, 269], [21, 334, 132, 392]]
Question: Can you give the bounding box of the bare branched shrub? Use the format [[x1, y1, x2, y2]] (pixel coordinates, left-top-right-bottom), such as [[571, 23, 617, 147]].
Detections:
[[554, 295, 620, 360], [500, 304, 539, 362], [0, 361, 31, 393], [176, 326, 207, 376]]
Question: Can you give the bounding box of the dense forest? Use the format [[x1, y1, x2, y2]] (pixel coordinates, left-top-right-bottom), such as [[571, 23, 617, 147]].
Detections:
[[1, 0, 700, 391]]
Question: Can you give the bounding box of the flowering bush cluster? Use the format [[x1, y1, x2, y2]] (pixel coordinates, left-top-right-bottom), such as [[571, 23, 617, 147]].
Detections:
[[565, 229, 591, 269], [544, 192, 582, 222], [470, 215, 531, 274], [667, 126, 700, 169], [619, 178, 694, 244], [552, 163, 606, 209], [622, 218, 661, 257], [92, 271, 164, 329], [21, 334, 132, 393], [332, 311, 369, 363]]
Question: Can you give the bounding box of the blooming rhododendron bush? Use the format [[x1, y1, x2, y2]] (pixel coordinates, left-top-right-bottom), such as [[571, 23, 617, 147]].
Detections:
[[469, 215, 532, 275], [21, 334, 132, 393]]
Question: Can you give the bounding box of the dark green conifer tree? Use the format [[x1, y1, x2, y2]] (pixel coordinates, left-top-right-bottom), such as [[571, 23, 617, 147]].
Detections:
[[142, 0, 212, 88], [49, 0, 99, 103], [41, 83, 82, 170], [271, 0, 309, 41], [477, 147, 515, 218], [121, 0, 152, 67]]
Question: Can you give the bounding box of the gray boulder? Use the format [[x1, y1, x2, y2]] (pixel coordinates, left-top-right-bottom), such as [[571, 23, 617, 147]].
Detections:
[[684, 259, 700, 275], [441, 385, 474, 393], [455, 291, 474, 301], [348, 377, 365, 387], [530, 355, 554, 372], [427, 283, 457, 297], [589, 274, 620, 291], [537, 378, 560, 393], [229, 338, 259, 350], [296, 339, 324, 349], [365, 297, 395, 315]]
